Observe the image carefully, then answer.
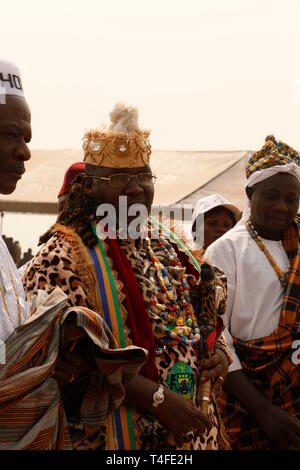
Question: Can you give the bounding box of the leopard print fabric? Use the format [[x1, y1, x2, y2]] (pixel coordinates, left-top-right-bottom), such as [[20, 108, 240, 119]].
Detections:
[[119, 238, 228, 450], [22, 229, 229, 450], [23, 233, 88, 307], [23, 229, 101, 316]]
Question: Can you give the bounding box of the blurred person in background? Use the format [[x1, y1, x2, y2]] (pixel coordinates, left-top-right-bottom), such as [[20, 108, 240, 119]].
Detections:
[[192, 194, 241, 251]]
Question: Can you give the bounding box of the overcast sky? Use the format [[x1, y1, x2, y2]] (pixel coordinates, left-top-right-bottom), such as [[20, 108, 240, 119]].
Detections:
[[2, 0, 300, 152]]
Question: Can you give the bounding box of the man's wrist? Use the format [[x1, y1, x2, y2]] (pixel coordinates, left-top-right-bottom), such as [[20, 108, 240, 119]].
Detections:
[[215, 343, 232, 366]]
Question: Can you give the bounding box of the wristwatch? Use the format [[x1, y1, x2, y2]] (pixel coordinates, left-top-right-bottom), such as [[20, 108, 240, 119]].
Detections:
[[152, 384, 165, 408]]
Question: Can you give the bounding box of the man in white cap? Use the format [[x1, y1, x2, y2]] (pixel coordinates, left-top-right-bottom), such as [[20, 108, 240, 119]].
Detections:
[[205, 135, 300, 450], [0, 59, 32, 341], [0, 61, 147, 449], [192, 194, 241, 250]]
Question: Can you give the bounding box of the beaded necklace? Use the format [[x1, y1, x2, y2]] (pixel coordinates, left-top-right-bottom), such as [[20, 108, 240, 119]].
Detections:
[[144, 235, 201, 347], [246, 219, 290, 289]]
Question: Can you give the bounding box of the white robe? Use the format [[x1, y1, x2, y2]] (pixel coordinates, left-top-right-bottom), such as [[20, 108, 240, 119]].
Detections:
[[0, 236, 30, 343], [205, 222, 289, 372]]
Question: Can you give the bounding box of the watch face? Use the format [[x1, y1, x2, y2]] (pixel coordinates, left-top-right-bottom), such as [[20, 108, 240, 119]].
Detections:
[[153, 385, 164, 406]]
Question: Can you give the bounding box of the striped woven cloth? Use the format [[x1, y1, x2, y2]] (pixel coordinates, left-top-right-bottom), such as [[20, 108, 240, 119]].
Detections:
[[0, 287, 147, 450]]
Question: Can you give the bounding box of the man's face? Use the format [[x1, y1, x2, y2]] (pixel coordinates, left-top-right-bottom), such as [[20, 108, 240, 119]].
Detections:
[[85, 164, 155, 227], [0, 95, 31, 194], [248, 172, 300, 235]]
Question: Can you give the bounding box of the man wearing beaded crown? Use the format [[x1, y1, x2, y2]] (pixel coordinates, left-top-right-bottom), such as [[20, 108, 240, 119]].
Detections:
[[0, 62, 147, 450], [205, 135, 300, 450], [23, 102, 232, 450]]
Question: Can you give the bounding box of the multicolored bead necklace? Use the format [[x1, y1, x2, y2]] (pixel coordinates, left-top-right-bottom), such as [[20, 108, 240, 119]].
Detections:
[[246, 219, 290, 289], [144, 235, 201, 347]]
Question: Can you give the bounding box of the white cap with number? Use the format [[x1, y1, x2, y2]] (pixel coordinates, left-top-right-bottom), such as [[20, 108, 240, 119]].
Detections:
[[0, 59, 25, 99]]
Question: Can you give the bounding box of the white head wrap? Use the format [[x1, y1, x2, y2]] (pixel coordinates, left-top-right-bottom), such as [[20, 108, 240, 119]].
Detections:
[[246, 162, 300, 188], [238, 162, 300, 225], [192, 193, 241, 227], [0, 59, 25, 103]]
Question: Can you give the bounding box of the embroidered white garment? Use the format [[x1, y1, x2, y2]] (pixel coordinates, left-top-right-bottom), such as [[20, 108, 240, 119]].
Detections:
[[205, 222, 289, 372], [0, 236, 30, 342]]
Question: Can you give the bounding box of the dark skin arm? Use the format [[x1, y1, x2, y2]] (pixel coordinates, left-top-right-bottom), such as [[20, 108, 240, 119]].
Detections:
[[224, 369, 300, 449], [124, 373, 212, 447]]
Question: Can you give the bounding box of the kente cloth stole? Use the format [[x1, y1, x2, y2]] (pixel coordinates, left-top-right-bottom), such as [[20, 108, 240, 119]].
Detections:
[[89, 223, 136, 450]]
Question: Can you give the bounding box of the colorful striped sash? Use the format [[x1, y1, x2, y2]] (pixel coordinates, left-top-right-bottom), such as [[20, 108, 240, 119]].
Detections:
[[89, 223, 136, 450], [89, 219, 201, 448]]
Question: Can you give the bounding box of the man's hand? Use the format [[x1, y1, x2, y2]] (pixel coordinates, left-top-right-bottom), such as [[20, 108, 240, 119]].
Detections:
[[257, 404, 300, 450], [125, 374, 212, 447], [154, 388, 212, 447], [199, 349, 229, 396], [225, 369, 300, 449]]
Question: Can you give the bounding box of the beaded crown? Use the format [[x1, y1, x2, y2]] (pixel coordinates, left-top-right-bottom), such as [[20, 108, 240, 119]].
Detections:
[[82, 103, 151, 168], [246, 135, 300, 179], [83, 129, 151, 168]]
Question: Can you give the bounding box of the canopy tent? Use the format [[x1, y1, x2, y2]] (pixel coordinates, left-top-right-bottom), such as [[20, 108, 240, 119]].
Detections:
[[0, 149, 249, 214], [178, 151, 252, 210]]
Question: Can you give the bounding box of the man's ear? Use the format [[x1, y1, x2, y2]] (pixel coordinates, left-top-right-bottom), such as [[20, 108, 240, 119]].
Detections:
[[246, 186, 253, 201]]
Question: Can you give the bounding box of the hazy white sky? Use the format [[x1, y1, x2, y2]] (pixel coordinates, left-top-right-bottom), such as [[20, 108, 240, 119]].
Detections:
[[2, 0, 300, 151]]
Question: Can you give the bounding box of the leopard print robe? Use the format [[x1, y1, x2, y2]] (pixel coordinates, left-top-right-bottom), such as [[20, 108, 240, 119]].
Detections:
[[22, 224, 230, 450]]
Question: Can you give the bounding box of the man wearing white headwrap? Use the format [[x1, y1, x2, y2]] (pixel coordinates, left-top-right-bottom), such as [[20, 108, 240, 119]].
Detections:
[[205, 135, 300, 450]]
